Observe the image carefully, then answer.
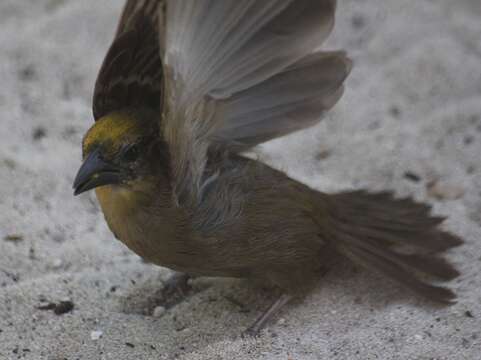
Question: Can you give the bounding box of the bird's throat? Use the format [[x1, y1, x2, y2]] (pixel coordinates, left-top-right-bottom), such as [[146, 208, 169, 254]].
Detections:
[[95, 184, 148, 238], [94, 180, 190, 267]]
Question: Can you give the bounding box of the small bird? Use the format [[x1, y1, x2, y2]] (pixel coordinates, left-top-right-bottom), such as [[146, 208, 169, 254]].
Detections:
[[74, 0, 462, 335]]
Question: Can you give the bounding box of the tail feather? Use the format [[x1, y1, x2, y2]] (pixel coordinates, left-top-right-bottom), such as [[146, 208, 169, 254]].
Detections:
[[340, 233, 460, 280], [343, 244, 457, 303], [325, 191, 462, 303]]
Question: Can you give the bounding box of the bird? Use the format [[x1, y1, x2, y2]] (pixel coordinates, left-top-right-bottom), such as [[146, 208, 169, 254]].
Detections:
[[73, 0, 462, 336]]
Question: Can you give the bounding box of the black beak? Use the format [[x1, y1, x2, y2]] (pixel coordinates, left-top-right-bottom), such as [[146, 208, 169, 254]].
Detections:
[[73, 148, 121, 195]]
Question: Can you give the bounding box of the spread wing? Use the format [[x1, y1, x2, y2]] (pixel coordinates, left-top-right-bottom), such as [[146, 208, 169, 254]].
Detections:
[[92, 0, 165, 120], [162, 0, 351, 206]]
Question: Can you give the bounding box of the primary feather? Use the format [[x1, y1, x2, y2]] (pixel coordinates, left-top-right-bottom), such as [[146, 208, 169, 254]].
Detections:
[[213, 51, 351, 150], [93, 0, 165, 120], [162, 0, 350, 206]]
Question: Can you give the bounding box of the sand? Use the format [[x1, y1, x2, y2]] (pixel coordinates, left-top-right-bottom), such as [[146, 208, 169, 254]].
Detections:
[[1, 0, 480, 359]]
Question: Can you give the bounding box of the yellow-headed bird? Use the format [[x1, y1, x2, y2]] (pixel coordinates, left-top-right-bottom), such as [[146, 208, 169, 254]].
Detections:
[[74, 0, 462, 335]]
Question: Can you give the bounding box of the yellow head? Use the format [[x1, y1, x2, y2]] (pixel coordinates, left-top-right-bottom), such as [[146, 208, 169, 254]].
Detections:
[[73, 108, 164, 195]]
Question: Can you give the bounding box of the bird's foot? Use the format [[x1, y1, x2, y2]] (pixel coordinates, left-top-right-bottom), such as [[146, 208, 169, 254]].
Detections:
[[157, 272, 193, 309], [242, 293, 292, 337]]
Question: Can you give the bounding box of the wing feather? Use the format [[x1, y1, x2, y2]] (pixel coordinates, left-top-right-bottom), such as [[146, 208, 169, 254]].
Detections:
[[165, 0, 336, 99], [213, 51, 352, 150], [93, 0, 165, 120], [162, 0, 350, 206]]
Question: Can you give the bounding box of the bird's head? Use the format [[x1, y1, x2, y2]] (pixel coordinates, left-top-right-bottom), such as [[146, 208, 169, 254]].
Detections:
[[73, 109, 163, 195]]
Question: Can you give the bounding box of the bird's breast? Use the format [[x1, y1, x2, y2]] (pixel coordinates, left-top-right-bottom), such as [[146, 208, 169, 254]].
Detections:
[[94, 184, 191, 268], [95, 185, 141, 240]]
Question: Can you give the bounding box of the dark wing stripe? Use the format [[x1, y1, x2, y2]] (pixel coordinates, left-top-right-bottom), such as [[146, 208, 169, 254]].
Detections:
[[93, 0, 164, 120], [116, 0, 162, 35]]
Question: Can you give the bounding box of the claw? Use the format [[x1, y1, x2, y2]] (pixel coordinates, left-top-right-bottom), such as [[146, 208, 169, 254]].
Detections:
[[157, 272, 193, 309], [242, 293, 292, 337]]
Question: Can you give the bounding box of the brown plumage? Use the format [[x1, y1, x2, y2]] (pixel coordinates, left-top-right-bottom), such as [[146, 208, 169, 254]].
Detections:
[[74, 0, 462, 335], [92, 0, 165, 120]]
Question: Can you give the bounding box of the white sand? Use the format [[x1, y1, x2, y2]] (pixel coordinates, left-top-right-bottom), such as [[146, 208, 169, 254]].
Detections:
[[1, 1, 480, 359]]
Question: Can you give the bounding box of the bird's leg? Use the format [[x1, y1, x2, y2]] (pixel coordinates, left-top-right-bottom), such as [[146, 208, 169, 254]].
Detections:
[[243, 293, 292, 337], [158, 272, 193, 309]]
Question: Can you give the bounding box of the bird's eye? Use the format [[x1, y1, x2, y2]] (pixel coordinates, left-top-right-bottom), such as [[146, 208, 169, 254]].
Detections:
[[123, 144, 140, 162]]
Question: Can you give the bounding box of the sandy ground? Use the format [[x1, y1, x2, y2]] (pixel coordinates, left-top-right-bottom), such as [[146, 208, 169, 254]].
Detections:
[[1, 1, 481, 359]]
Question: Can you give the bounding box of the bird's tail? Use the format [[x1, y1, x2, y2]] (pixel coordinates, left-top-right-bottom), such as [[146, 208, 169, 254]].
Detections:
[[319, 191, 462, 303]]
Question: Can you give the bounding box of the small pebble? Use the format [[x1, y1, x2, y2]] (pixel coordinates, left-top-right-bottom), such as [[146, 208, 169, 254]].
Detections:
[[3, 234, 24, 242], [427, 181, 465, 200], [90, 330, 103, 341], [37, 300, 74, 315], [53, 300, 74, 315], [50, 259, 63, 269], [153, 306, 166, 318], [404, 171, 421, 183]]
